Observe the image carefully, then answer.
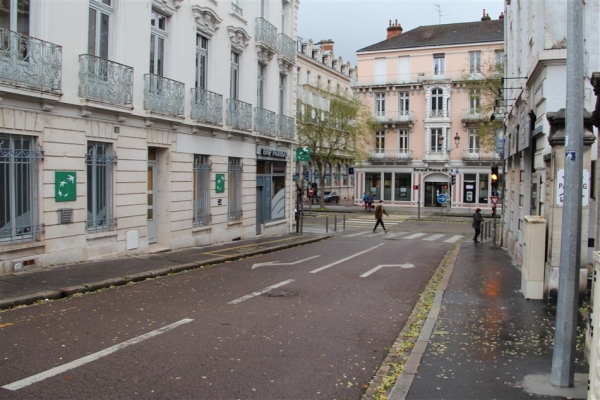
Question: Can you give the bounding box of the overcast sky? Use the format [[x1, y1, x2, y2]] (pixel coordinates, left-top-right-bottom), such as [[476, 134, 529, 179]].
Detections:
[[297, 0, 505, 66]]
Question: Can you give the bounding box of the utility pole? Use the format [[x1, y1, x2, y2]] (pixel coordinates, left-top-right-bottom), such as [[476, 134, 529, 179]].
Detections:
[[551, 0, 584, 387]]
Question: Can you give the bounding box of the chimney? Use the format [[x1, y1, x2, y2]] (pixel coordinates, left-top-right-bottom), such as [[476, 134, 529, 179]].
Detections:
[[481, 9, 491, 21], [387, 19, 403, 40], [318, 39, 334, 53], [499, 12, 504, 20]]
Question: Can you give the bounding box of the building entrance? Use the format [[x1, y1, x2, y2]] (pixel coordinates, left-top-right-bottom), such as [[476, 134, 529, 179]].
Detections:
[[424, 181, 448, 207]]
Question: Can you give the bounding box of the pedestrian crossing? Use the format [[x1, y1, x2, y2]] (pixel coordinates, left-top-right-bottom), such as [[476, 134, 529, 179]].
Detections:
[[345, 230, 464, 243]]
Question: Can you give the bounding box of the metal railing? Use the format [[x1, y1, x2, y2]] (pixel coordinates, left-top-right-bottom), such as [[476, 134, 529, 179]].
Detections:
[[255, 107, 277, 136], [277, 33, 295, 63], [226, 98, 252, 130], [351, 69, 483, 87], [461, 150, 501, 161], [143, 73, 185, 117], [374, 110, 414, 123], [278, 114, 295, 139], [231, 2, 243, 16], [190, 88, 223, 125], [78, 54, 133, 107], [0, 28, 62, 92], [461, 108, 483, 121], [429, 109, 446, 118], [367, 150, 413, 161], [255, 17, 277, 51]]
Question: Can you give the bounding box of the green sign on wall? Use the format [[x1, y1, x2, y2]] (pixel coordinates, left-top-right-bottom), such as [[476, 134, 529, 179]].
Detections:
[[55, 171, 77, 202], [215, 173, 225, 193]]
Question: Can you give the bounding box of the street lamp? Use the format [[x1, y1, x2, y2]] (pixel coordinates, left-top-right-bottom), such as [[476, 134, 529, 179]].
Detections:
[[438, 131, 461, 152]]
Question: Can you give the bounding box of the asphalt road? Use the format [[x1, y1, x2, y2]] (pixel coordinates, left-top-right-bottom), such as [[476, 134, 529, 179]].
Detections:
[[0, 229, 466, 399]]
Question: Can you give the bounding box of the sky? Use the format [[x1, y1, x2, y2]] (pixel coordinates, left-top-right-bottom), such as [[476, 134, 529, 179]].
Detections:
[[297, 0, 505, 66]]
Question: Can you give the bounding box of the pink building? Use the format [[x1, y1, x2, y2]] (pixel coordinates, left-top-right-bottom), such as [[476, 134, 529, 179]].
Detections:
[[354, 15, 504, 210]]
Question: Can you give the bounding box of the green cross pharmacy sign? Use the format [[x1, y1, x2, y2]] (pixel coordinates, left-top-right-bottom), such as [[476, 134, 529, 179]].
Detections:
[[55, 171, 76, 202]]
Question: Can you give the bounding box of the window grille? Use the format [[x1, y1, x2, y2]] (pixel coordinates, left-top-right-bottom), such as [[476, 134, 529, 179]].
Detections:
[[86, 142, 117, 231], [193, 155, 211, 225], [228, 158, 243, 220]]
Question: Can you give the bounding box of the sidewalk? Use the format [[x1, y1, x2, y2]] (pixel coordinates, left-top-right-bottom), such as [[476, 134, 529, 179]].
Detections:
[[388, 241, 589, 400]]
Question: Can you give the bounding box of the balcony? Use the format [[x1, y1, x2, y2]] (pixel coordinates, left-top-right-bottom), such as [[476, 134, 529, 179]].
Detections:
[[255, 107, 277, 136], [352, 70, 478, 88], [79, 55, 133, 107], [278, 114, 295, 139], [231, 2, 243, 16], [461, 108, 483, 123], [256, 17, 277, 63], [461, 150, 501, 161], [374, 110, 414, 125], [0, 28, 62, 93], [143, 74, 185, 117], [367, 150, 413, 162], [190, 88, 223, 125], [226, 98, 252, 131], [277, 33, 295, 65]]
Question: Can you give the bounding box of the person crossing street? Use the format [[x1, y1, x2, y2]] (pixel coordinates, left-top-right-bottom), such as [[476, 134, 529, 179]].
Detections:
[[373, 200, 389, 233]]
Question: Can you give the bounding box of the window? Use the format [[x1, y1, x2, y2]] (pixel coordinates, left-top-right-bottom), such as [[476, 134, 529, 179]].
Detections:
[[296, 67, 300, 84], [317, 75, 321, 89], [397, 56, 410, 83], [469, 89, 481, 112], [336, 83, 340, 94], [374, 57, 386, 84], [398, 129, 409, 152], [0, 134, 41, 244], [324, 163, 331, 186], [375, 131, 385, 153], [431, 88, 443, 117], [430, 128, 443, 153], [228, 158, 243, 220], [398, 92, 409, 115], [495, 49, 504, 65], [375, 93, 385, 118], [87, 142, 116, 231], [394, 173, 412, 201], [479, 173, 489, 203], [279, 74, 285, 115], [230, 52, 239, 99], [433, 53, 445, 76], [195, 34, 208, 89], [306, 70, 310, 85], [0, 0, 30, 34], [193, 155, 211, 225], [342, 165, 348, 185], [88, 0, 112, 59], [333, 164, 340, 186], [257, 64, 264, 108], [150, 10, 167, 76], [469, 51, 481, 74], [468, 129, 479, 153], [327, 79, 331, 92]]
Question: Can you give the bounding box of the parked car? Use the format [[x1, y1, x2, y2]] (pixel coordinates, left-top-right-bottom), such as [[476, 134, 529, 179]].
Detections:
[[323, 191, 340, 203]]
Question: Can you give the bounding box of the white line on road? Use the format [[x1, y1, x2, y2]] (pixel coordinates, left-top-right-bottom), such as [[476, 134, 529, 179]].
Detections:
[[360, 263, 416, 278], [228, 279, 295, 304], [251, 255, 320, 269], [310, 244, 384, 274], [402, 233, 427, 240], [345, 231, 369, 237], [385, 232, 408, 238], [2, 318, 194, 391], [444, 235, 464, 243], [423, 234, 445, 241]]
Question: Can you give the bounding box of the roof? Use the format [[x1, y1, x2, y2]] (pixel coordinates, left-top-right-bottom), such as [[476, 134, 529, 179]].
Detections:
[[357, 20, 504, 53]]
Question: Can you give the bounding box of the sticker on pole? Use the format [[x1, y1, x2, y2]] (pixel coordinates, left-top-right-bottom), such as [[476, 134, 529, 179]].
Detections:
[[490, 196, 500, 206]]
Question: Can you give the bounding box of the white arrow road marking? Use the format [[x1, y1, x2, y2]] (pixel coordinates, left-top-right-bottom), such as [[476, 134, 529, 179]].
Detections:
[[310, 244, 384, 274], [423, 234, 445, 241], [251, 255, 321, 269], [228, 279, 295, 304], [360, 263, 416, 278], [2, 318, 193, 391], [444, 235, 464, 243]]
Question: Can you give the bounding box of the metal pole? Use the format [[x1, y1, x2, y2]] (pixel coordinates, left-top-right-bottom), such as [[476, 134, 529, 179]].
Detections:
[[446, 173, 451, 212], [551, 0, 584, 387], [325, 216, 329, 233], [334, 214, 337, 232], [343, 214, 346, 231]]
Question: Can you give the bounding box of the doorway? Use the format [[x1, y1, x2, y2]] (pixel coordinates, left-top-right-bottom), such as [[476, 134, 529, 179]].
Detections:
[[147, 160, 157, 243], [424, 182, 448, 207]]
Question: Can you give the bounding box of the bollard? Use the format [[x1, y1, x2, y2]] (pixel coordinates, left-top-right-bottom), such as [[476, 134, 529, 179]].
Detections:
[[326, 216, 329, 233], [334, 215, 337, 232], [343, 214, 346, 231]]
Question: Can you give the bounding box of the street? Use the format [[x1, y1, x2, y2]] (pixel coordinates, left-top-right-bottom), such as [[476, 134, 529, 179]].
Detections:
[[0, 220, 470, 399]]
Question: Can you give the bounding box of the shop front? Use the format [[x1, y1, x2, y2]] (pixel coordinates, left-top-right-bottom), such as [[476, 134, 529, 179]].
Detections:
[[256, 146, 290, 236]]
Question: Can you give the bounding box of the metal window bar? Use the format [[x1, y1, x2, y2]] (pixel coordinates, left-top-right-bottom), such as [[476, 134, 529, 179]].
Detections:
[[226, 98, 253, 131], [255, 17, 278, 51], [193, 156, 212, 225], [78, 54, 133, 107], [190, 88, 223, 125], [0, 28, 62, 92], [228, 159, 243, 220], [255, 107, 277, 136], [143, 73, 185, 117], [0, 135, 43, 244], [86, 142, 117, 231]]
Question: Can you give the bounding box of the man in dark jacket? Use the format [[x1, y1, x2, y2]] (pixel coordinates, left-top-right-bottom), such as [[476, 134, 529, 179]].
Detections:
[[373, 200, 389, 233], [472, 208, 483, 243]]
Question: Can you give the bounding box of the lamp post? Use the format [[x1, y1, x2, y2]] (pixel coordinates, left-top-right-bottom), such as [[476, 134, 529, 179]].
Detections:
[[438, 132, 461, 212]]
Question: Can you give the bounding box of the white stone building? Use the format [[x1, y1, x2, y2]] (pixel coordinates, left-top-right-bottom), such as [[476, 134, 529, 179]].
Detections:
[[0, 0, 298, 273]]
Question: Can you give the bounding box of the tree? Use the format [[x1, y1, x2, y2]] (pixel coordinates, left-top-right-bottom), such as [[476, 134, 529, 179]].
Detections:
[[296, 89, 378, 207]]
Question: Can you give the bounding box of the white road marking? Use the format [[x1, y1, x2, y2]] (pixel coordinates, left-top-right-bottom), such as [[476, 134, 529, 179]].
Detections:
[[402, 233, 427, 240], [384, 231, 407, 238], [2, 318, 193, 391], [251, 255, 320, 269], [365, 232, 386, 237], [345, 231, 369, 237], [228, 279, 295, 304], [310, 244, 384, 274], [360, 263, 416, 278], [444, 235, 464, 243], [423, 234, 445, 241]]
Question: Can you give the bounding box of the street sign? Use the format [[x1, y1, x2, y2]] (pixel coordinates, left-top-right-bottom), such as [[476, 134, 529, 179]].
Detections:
[[437, 193, 447, 204], [308, 188, 314, 197], [490, 196, 500, 206], [295, 146, 311, 162]]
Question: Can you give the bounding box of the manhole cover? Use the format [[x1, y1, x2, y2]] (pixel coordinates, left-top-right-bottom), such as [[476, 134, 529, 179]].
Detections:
[[266, 289, 299, 298]]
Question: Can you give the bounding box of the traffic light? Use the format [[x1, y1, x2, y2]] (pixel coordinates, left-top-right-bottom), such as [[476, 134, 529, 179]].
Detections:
[[443, 184, 448, 190], [451, 175, 456, 185], [413, 185, 419, 190], [491, 163, 499, 189]]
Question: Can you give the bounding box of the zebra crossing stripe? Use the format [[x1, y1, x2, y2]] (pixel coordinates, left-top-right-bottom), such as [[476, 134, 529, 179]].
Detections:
[[444, 235, 464, 243], [402, 233, 427, 240], [423, 234, 445, 241], [385, 232, 407, 238], [346, 231, 369, 237]]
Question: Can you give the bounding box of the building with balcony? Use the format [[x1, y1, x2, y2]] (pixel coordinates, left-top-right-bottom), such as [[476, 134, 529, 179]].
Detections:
[[353, 15, 503, 208], [295, 39, 357, 201], [0, 0, 298, 274]]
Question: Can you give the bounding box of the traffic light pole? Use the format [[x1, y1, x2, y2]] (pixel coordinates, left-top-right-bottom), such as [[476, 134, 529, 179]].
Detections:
[[446, 173, 451, 212]]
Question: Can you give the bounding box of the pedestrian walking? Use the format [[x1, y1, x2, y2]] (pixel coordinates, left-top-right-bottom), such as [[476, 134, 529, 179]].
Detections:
[[362, 192, 368, 210], [472, 208, 483, 243], [373, 200, 389, 233], [366, 192, 374, 211]]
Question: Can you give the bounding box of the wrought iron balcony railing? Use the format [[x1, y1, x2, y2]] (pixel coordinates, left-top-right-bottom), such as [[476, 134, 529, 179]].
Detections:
[[429, 109, 445, 118], [461, 108, 483, 121], [0, 28, 62, 92], [226, 98, 252, 131], [255, 17, 277, 51], [143, 73, 185, 117], [277, 114, 295, 139], [190, 88, 223, 125], [461, 150, 501, 161], [79, 54, 133, 107], [255, 107, 277, 136], [277, 33, 295, 64], [374, 110, 414, 124], [367, 150, 413, 161]]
